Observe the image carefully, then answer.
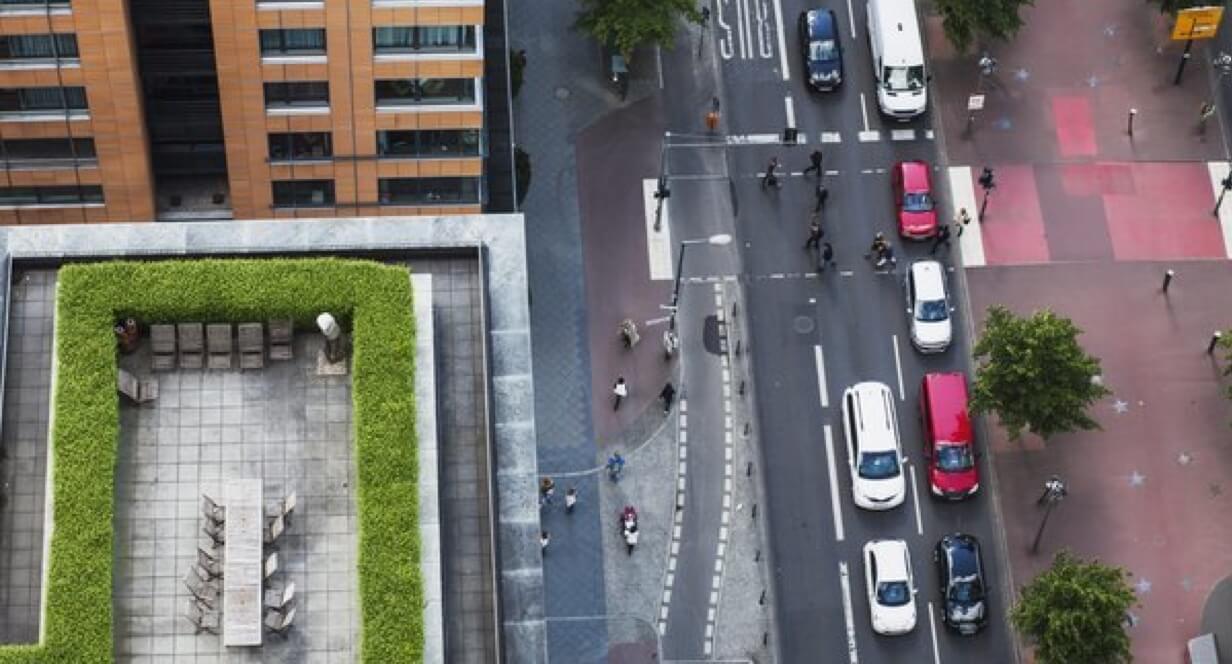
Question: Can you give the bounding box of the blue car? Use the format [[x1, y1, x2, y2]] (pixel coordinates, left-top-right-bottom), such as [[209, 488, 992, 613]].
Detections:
[[799, 9, 843, 91]]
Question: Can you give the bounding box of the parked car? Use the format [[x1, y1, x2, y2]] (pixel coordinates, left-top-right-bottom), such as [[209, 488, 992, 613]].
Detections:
[[934, 533, 988, 635], [905, 260, 952, 353], [799, 9, 843, 91], [842, 382, 905, 510], [920, 372, 978, 499], [863, 538, 918, 635], [892, 160, 938, 238]]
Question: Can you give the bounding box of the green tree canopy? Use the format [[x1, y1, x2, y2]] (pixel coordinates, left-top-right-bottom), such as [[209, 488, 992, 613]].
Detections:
[[970, 306, 1110, 441], [1011, 551, 1136, 664], [935, 0, 1035, 54], [575, 0, 701, 62]]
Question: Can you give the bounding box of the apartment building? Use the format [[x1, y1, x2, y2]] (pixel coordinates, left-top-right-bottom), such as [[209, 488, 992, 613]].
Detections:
[[0, 0, 486, 224]]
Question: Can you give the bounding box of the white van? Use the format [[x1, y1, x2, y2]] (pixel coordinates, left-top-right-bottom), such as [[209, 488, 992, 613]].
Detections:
[[866, 0, 927, 119]]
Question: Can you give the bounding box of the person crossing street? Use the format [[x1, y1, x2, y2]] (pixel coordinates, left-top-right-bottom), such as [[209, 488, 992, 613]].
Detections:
[[762, 157, 781, 189], [803, 215, 824, 250], [802, 149, 824, 177]]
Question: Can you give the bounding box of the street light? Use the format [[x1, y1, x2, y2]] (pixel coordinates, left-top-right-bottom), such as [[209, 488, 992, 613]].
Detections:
[[668, 233, 733, 332]]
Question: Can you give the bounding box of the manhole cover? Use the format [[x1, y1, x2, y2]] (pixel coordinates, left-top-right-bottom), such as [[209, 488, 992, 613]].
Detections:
[[554, 87, 570, 100], [793, 316, 815, 334]]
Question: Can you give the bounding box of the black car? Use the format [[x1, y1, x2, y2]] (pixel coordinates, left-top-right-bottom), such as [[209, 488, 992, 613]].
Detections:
[[934, 533, 988, 635], [798, 9, 843, 91]]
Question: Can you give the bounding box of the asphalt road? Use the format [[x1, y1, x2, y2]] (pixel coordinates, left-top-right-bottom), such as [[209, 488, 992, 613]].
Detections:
[[663, 0, 1023, 662]]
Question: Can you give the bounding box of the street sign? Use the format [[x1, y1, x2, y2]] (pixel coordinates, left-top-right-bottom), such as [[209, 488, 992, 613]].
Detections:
[[967, 94, 985, 111], [1172, 6, 1223, 41]]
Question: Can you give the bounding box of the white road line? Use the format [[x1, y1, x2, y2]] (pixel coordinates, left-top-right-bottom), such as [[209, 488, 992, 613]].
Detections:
[[890, 129, 916, 141], [772, 0, 790, 80], [655, 46, 664, 89], [924, 129, 935, 140], [823, 425, 845, 542], [927, 602, 942, 664], [859, 93, 870, 132], [736, 0, 750, 59], [839, 562, 859, 664], [821, 131, 842, 143], [784, 96, 796, 130], [845, 0, 857, 38], [908, 464, 924, 536], [643, 179, 674, 281], [1209, 161, 1232, 258], [813, 345, 829, 408], [727, 133, 781, 144], [858, 130, 880, 142], [946, 166, 986, 267], [891, 334, 905, 400]]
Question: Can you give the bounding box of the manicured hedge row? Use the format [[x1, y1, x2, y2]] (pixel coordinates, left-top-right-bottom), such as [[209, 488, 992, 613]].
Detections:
[[0, 258, 421, 663]]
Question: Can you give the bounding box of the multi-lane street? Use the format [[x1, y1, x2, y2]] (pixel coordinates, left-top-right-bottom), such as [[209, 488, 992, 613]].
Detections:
[[672, 0, 1020, 661]]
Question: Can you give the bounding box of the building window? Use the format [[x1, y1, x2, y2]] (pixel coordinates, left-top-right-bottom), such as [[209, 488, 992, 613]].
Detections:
[[378, 177, 480, 205], [0, 34, 78, 61], [272, 179, 334, 207], [0, 0, 70, 7], [376, 129, 480, 158], [264, 81, 329, 108], [268, 132, 332, 162], [0, 185, 103, 205], [374, 79, 475, 106], [0, 137, 95, 164], [372, 26, 476, 54], [259, 29, 326, 56], [0, 86, 86, 112]]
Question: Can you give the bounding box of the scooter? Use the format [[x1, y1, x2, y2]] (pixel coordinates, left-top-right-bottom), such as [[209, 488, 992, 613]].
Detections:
[[620, 505, 639, 555]]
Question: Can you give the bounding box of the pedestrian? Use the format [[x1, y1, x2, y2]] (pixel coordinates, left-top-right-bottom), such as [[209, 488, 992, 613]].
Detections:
[[539, 476, 556, 506], [612, 376, 628, 410], [813, 183, 829, 212], [607, 452, 626, 481], [659, 381, 677, 414], [865, 232, 888, 260], [565, 486, 578, 513], [619, 318, 640, 348], [540, 530, 551, 551], [955, 208, 972, 237], [930, 224, 952, 255], [803, 215, 823, 250], [761, 157, 780, 189], [802, 149, 824, 177], [819, 241, 835, 271]]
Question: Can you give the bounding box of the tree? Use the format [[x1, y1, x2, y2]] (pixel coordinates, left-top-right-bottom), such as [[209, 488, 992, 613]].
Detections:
[[1011, 551, 1136, 664], [934, 0, 1035, 54], [1146, 0, 1204, 15], [575, 0, 701, 62], [970, 306, 1110, 441]]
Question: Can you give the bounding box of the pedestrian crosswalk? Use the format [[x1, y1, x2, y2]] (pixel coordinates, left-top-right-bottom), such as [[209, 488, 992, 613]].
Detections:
[[724, 129, 936, 145]]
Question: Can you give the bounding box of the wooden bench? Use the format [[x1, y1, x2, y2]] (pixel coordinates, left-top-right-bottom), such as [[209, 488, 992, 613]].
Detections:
[[177, 323, 204, 370], [207, 324, 233, 370], [238, 323, 264, 369], [268, 318, 293, 361], [150, 324, 176, 371], [116, 369, 158, 403]]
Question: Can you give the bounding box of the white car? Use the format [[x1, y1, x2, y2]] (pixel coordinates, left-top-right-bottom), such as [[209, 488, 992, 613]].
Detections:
[[863, 539, 918, 635], [841, 382, 905, 510], [905, 260, 952, 353]]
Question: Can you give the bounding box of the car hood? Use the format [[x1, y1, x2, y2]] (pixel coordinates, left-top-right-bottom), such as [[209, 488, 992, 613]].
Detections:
[[873, 601, 917, 633], [899, 208, 937, 232], [809, 61, 841, 80], [930, 463, 977, 493], [877, 87, 926, 115], [912, 319, 951, 348], [854, 475, 905, 505]]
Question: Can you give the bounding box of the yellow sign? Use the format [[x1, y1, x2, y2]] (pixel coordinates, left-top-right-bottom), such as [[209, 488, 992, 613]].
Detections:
[[1172, 6, 1224, 41]]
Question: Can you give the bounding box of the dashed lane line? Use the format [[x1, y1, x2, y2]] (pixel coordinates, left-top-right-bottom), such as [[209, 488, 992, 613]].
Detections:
[[839, 561, 860, 663], [658, 397, 688, 635], [823, 425, 844, 542], [704, 283, 737, 657]]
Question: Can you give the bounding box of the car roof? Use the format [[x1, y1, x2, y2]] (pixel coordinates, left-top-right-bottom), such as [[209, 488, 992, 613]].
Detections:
[[897, 161, 931, 191], [941, 534, 981, 576], [923, 373, 970, 445], [868, 539, 909, 577], [805, 9, 837, 39], [910, 261, 946, 300], [847, 381, 897, 453]]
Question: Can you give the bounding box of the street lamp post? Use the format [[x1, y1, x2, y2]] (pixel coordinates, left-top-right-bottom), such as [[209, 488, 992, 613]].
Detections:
[[1031, 475, 1067, 554], [668, 233, 733, 333]]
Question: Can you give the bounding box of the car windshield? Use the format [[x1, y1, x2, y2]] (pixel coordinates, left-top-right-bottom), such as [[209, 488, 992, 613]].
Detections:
[[858, 451, 900, 480], [936, 444, 974, 471], [877, 581, 911, 606], [949, 578, 983, 603], [884, 65, 925, 91], [915, 298, 948, 322], [903, 192, 933, 212], [809, 40, 838, 61]]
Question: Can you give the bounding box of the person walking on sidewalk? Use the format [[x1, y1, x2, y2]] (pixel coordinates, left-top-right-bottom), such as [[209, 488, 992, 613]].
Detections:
[[813, 183, 829, 212], [659, 382, 677, 414], [955, 208, 972, 237], [565, 486, 578, 513], [818, 242, 835, 271], [539, 476, 556, 506], [619, 318, 640, 348], [803, 215, 824, 250], [612, 376, 628, 410], [607, 452, 626, 481], [802, 149, 824, 177], [930, 224, 952, 255], [540, 530, 551, 552], [762, 156, 781, 189]]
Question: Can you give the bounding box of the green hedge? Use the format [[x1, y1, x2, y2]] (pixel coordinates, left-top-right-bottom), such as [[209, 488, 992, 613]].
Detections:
[[0, 258, 421, 663]]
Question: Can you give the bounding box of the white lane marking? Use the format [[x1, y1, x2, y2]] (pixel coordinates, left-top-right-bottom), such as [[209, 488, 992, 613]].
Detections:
[[772, 0, 790, 80], [1209, 161, 1232, 258], [947, 166, 987, 267], [784, 96, 796, 131], [736, 0, 750, 59], [858, 130, 880, 142], [839, 561, 859, 663], [813, 345, 829, 407], [717, 0, 735, 60], [924, 129, 935, 140], [655, 46, 664, 89], [823, 425, 845, 542], [727, 133, 782, 144], [845, 0, 857, 38], [908, 464, 924, 536], [821, 131, 842, 143], [927, 602, 942, 664], [891, 334, 905, 401], [859, 93, 870, 132], [643, 179, 674, 280], [890, 129, 916, 141]]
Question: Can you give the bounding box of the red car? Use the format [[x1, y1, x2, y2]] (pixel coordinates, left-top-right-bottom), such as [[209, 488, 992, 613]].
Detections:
[[920, 372, 978, 499], [893, 160, 939, 238]]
